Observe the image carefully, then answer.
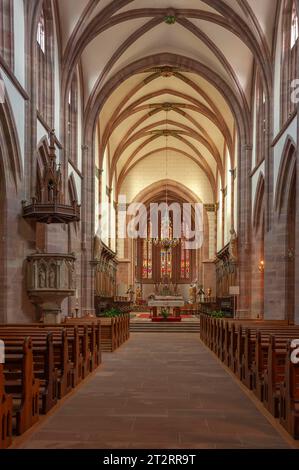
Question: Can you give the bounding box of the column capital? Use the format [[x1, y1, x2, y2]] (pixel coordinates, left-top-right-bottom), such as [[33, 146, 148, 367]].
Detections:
[[229, 168, 237, 179], [221, 186, 227, 197], [204, 203, 216, 213], [95, 167, 104, 179]]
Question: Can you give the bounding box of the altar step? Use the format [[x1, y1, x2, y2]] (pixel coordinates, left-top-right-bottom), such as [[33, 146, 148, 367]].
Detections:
[[130, 321, 201, 333]]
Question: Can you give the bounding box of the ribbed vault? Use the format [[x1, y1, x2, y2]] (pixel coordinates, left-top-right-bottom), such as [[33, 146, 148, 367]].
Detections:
[[56, 0, 277, 204]]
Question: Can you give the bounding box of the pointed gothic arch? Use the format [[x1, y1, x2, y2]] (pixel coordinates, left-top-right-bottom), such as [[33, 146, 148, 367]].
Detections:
[[275, 136, 296, 215], [251, 172, 265, 317], [253, 173, 265, 233], [0, 86, 23, 322]]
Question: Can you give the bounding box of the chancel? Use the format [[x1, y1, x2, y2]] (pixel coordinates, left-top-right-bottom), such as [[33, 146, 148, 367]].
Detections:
[[0, 0, 299, 452], [148, 276, 185, 318]]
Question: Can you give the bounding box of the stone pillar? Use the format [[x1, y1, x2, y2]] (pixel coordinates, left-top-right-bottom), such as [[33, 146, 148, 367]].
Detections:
[[295, 97, 299, 323], [229, 168, 236, 232], [237, 144, 252, 316], [221, 187, 227, 246], [204, 205, 216, 260], [81, 144, 96, 315]]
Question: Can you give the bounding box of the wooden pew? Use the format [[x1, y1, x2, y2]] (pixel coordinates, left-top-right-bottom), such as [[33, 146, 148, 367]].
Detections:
[[62, 320, 101, 368], [262, 335, 289, 417], [0, 328, 73, 400], [3, 337, 40, 435], [0, 363, 13, 449], [280, 341, 299, 439], [65, 314, 129, 353], [2, 322, 101, 376], [199, 314, 299, 440], [240, 327, 299, 392]]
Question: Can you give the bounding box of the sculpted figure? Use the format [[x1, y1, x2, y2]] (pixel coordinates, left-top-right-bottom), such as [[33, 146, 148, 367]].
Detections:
[[49, 265, 56, 288], [39, 267, 46, 288]]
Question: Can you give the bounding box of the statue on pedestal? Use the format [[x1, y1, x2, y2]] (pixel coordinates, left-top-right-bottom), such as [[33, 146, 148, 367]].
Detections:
[[126, 285, 135, 303], [197, 285, 205, 302], [189, 284, 197, 304], [136, 286, 142, 303]]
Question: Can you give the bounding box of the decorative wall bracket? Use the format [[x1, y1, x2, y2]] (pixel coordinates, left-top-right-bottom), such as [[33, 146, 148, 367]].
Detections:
[[22, 131, 80, 224], [26, 252, 76, 323]]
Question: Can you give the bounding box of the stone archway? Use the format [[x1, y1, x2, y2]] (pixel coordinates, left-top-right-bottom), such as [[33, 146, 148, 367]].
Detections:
[[286, 173, 296, 323], [265, 137, 297, 322], [0, 85, 23, 323], [116, 180, 213, 302]]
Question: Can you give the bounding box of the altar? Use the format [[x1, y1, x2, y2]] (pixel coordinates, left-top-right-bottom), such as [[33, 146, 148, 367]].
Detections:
[[148, 295, 185, 317], [147, 279, 185, 317]]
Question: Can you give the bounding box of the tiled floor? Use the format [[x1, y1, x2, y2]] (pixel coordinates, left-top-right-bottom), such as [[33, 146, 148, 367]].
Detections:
[[18, 333, 290, 449]]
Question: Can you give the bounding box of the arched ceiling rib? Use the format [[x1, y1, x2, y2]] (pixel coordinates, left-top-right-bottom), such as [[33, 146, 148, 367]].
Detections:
[[56, 0, 278, 204]]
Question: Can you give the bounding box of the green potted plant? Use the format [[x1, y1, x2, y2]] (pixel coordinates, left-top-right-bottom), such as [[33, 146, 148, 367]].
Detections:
[[161, 308, 169, 320], [101, 307, 122, 318], [210, 310, 225, 318]]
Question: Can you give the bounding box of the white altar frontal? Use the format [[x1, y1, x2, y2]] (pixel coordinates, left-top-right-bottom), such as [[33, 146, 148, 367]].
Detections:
[[148, 295, 185, 318], [148, 295, 185, 308]]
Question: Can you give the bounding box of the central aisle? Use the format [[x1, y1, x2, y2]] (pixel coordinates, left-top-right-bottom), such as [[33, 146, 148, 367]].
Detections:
[[19, 333, 290, 449]]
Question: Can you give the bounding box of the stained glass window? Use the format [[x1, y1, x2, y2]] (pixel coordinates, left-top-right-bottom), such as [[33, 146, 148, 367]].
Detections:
[[37, 11, 45, 53], [142, 222, 152, 279], [140, 209, 193, 282], [291, 2, 299, 49], [180, 222, 191, 279]]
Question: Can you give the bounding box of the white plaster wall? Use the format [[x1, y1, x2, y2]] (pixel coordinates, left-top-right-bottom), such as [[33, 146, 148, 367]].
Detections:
[[273, 2, 283, 136], [53, 13, 61, 140], [13, 0, 25, 86], [1, 69, 25, 168], [120, 154, 214, 203], [77, 69, 83, 172]]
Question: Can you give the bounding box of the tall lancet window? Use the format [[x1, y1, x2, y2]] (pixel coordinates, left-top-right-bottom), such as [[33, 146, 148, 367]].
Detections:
[[142, 222, 153, 280], [37, 11, 45, 53], [36, 1, 54, 127], [291, 2, 299, 48], [139, 209, 194, 283], [67, 73, 78, 166], [282, 1, 299, 122], [0, 0, 14, 69], [290, 2, 298, 116]]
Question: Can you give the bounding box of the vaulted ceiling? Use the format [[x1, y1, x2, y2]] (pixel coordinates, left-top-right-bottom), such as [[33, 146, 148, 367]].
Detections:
[[57, 0, 278, 202]]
